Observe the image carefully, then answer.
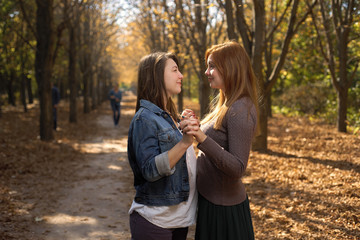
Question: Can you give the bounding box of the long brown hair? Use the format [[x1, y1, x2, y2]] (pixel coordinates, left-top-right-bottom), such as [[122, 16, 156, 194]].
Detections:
[[136, 52, 179, 120], [201, 41, 259, 129]]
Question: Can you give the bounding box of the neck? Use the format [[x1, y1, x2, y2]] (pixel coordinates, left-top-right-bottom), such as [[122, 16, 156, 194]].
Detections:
[[163, 95, 168, 110]]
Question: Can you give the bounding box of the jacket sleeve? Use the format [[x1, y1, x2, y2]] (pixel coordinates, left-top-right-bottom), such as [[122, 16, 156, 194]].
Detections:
[[131, 116, 174, 182]]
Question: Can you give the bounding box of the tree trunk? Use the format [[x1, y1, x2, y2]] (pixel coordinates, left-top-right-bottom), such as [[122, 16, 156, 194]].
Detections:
[[225, 0, 238, 40], [68, 24, 77, 123], [253, 99, 268, 151], [20, 50, 28, 112], [26, 76, 34, 104], [83, 70, 91, 113], [0, 74, 3, 118], [91, 72, 97, 110], [35, 0, 55, 141], [82, 10, 91, 114], [336, 27, 349, 133], [194, 0, 210, 118], [337, 87, 348, 132], [251, 0, 266, 151], [267, 93, 272, 117], [317, 0, 355, 134], [198, 58, 210, 117], [7, 71, 16, 106], [97, 70, 102, 106], [20, 73, 28, 112]]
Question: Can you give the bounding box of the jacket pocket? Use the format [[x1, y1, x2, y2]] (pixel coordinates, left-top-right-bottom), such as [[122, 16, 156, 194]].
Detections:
[[158, 128, 179, 153]]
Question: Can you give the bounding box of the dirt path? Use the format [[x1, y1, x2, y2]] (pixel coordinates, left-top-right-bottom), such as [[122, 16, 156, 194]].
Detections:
[[30, 94, 136, 240]]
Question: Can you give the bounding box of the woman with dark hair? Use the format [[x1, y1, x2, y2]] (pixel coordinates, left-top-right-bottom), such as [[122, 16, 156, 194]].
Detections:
[[127, 52, 199, 240], [181, 41, 259, 240]]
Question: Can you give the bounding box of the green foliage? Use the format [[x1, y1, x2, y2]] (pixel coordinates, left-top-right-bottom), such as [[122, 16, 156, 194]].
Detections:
[[273, 83, 333, 115], [272, 105, 301, 117], [347, 79, 360, 135]]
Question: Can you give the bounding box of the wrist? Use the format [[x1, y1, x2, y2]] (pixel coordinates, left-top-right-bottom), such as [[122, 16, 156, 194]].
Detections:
[[197, 133, 207, 144]]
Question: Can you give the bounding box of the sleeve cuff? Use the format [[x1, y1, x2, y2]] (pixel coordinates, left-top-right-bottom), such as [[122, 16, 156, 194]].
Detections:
[[155, 152, 176, 176]]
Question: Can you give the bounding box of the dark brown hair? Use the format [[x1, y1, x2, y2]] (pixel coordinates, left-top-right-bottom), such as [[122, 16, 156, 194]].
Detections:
[[136, 52, 179, 120]]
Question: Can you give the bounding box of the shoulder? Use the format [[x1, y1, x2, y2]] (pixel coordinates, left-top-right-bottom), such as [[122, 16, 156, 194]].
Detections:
[[227, 97, 257, 123], [228, 97, 254, 114], [134, 107, 159, 125]]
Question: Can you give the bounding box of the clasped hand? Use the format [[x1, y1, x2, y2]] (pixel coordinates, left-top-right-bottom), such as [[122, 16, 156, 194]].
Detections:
[[180, 109, 207, 144]]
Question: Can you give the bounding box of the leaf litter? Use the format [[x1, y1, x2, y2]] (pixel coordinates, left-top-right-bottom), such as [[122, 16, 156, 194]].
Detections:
[[0, 94, 359, 240]]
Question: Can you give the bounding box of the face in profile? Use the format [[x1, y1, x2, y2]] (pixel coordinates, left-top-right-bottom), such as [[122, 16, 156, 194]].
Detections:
[[205, 54, 225, 91], [164, 58, 183, 96]]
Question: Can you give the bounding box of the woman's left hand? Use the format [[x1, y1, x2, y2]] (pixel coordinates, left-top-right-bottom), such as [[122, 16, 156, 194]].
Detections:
[[180, 117, 207, 143]]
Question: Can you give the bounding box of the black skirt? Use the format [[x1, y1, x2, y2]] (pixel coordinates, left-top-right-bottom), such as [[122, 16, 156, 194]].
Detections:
[[195, 194, 255, 240]]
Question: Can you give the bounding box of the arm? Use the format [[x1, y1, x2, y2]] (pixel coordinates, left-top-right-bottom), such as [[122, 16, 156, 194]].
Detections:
[[132, 116, 193, 182], [168, 132, 193, 169], [108, 90, 115, 99]]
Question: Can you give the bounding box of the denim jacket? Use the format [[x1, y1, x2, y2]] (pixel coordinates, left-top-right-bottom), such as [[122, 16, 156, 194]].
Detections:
[[127, 99, 189, 206]]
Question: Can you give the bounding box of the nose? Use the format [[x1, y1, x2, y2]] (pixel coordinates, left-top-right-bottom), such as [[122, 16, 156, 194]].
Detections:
[[179, 71, 183, 79], [205, 67, 210, 76]]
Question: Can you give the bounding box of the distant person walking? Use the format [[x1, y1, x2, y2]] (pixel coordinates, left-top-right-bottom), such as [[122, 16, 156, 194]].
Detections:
[[108, 83, 122, 126], [52, 83, 60, 130]]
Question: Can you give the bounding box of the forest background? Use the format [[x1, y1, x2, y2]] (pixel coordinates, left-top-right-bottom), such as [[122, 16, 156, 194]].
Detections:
[[0, 0, 359, 239], [1, 0, 359, 149], [0, 0, 359, 151]]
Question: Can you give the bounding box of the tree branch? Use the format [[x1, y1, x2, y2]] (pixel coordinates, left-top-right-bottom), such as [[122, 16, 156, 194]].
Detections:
[[265, 0, 292, 43], [319, 0, 339, 90], [17, 0, 37, 39]]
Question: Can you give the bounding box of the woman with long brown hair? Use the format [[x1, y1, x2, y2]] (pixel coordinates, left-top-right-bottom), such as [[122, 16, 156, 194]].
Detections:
[[127, 52, 199, 240], [181, 41, 258, 239]]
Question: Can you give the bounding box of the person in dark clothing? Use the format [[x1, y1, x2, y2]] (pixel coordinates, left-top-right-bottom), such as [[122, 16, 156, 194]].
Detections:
[[52, 83, 60, 130], [108, 83, 122, 126]]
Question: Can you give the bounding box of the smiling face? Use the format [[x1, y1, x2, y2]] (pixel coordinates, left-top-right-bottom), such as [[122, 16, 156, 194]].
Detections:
[[164, 58, 183, 96], [205, 54, 225, 92]]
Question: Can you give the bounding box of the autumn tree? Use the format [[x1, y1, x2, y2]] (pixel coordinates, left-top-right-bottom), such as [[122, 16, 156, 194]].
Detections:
[[63, 0, 83, 123], [33, 0, 56, 140], [310, 0, 360, 132]]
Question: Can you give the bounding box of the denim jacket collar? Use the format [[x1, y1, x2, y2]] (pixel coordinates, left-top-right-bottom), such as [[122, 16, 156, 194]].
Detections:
[[140, 99, 168, 117]]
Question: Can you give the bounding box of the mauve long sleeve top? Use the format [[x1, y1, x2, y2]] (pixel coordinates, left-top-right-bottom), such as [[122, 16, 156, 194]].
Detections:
[[196, 97, 257, 206]]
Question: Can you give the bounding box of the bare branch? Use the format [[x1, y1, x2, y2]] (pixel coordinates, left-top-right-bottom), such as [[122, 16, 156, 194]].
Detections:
[[265, 0, 292, 43], [348, 59, 359, 87], [320, 0, 340, 90], [293, 0, 318, 33], [307, 0, 329, 63], [17, 0, 37, 39]]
